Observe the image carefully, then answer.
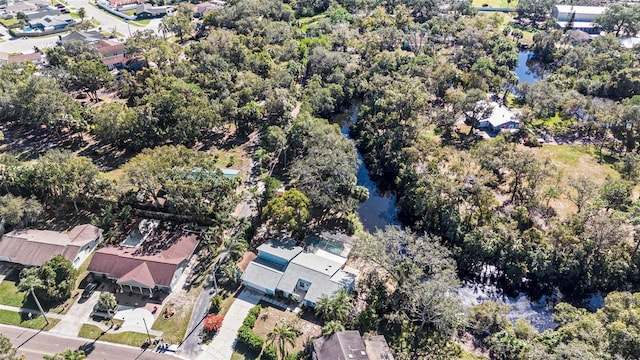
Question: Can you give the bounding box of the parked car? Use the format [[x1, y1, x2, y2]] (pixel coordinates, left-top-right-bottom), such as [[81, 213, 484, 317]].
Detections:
[[81, 282, 98, 298], [55, 4, 65, 8]]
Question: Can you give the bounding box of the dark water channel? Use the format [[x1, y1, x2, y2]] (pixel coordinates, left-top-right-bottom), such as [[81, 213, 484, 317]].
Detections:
[[337, 104, 558, 332], [336, 50, 596, 331]]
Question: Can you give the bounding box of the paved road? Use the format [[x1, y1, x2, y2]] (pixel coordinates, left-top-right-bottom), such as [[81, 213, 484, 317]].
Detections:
[[0, 324, 179, 360]]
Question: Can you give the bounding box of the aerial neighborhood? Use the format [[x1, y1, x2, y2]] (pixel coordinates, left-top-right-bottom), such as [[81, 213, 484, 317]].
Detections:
[[2, 0, 640, 359]]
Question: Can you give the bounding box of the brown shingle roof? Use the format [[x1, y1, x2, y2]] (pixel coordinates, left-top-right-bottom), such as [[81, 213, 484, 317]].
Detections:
[[8, 51, 42, 63], [96, 40, 125, 56], [101, 54, 126, 66], [0, 225, 102, 267], [88, 232, 198, 289]]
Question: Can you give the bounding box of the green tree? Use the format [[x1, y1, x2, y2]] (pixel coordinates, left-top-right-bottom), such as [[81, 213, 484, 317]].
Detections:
[[162, 3, 194, 42], [516, 0, 553, 23], [597, 3, 640, 37], [19, 255, 77, 304], [266, 322, 298, 360], [96, 293, 117, 313], [262, 189, 310, 239], [68, 59, 112, 101], [0, 334, 24, 360], [0, 194, 43, 228], [77, 7, 86, 22], [321, 321, 345, 336], [44, 349, 86, 360]]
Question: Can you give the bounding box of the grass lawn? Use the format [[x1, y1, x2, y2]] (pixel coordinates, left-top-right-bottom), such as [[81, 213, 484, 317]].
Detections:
[[461, 351, 488, 360], [0, 280, 28, 307], [151, 284, 202, 344], [120, 9, 136, 15], [70, 12, 80, 19], [130, 19, 150, 26], [0, 309, 60, 330], [0, 18, 19, 27], [471, 0, 517, 8], [78, 324, 150, 347], [523, 144, 620, 217]]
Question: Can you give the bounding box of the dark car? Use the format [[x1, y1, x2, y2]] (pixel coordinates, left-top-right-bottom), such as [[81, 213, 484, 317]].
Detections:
[[55, 3, 65, 8], [81, 282, 97, 298]]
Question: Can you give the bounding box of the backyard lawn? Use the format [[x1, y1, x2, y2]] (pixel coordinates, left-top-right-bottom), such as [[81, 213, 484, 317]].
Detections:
[[78, 324, 150, 347], [0, 309, 60, 330]]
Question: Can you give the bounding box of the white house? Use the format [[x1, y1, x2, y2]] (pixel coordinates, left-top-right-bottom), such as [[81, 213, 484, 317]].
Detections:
[[552, 5, 606, 34], [242, 239, 358, 307], [477, 102, 520, 133]]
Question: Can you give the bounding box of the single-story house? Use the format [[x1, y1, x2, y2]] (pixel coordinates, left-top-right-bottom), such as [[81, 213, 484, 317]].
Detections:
[[477, 101, 520, 133], [242, 239, 358, 307], [102, 53, 126, 70], [0, 224, 103, 269], [107, 0, 143, 9], [96, 39, 126, 70], [312, 331, 394, 360], [59, 30, 106, 44], [135, 3, 174, 18], [88, 229, 198, 294], [194, 3, 215, 18], [7, 50, 43, 64], [552, 5, 605, 34], [96, 39, 125, 57], [25, 7, 61, 22], [29, 14, 74, 31]]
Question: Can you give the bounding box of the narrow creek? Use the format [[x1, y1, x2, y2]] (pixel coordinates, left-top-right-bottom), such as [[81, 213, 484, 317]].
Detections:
[[336, 51, 561, 331]]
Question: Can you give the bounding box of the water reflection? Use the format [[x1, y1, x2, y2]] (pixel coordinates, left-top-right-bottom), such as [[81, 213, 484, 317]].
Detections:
[[338, 107, 400, 233], [515, 50, 546, 85]]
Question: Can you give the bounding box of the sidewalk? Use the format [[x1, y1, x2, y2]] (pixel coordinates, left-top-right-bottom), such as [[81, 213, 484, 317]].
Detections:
[[196, 289, 263, 360], [0, 303, 63, 319]]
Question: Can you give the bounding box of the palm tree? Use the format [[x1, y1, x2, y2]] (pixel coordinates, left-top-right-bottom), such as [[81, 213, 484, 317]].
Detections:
[[218, 236, 248, 265], [78, 7, 86, 23], [314, 295, 332, 322], [314, 290, 353, 323], [266, 322, 298, 360], [158, 19, 171, 39], [96, 293, 117, 314], [321, 321, 345, 336], [17, 275, 48, 324]]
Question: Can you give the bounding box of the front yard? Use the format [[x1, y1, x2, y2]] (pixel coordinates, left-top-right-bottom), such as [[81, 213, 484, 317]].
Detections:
[[0, 309, 60, 330], [78, 324, 150, 347], [252, 306, 321, 353], [151, 285, 201, 344]]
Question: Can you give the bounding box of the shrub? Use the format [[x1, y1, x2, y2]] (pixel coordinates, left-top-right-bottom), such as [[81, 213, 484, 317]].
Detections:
[[209, 295, 223, 313], [203, 314, 224, 332], [243, 305, 261, 327], [263, 345, 278, 360], [238, 325, 264, 352]]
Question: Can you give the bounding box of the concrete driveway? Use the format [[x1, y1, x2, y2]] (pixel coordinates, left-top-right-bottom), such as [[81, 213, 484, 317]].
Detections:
[[50, 282, 104, 337], [113, 306, 161, 336], [196, 289, 262, 360]]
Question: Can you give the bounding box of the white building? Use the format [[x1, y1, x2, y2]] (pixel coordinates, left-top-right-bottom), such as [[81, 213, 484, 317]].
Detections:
[[552, 5, 606, 34]]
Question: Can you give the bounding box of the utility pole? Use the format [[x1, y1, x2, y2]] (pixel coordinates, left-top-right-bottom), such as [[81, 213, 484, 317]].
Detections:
[[142, 317, 151, 342]]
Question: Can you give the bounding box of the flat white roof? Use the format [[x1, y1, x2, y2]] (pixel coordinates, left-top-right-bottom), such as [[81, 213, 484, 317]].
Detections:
[[290, 252, 343, 277], [556, 21, 599, 29], [555, 5, 606, 15]]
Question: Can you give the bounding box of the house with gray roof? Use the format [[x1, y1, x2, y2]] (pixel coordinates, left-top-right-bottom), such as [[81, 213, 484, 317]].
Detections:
[[241, 239, 358, 307], [312, 331, 395, 360]]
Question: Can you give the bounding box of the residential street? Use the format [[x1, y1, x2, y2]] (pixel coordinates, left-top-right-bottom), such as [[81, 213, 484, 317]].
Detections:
[[0, 324, 179, 360], [0, 0, 161, 53]]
